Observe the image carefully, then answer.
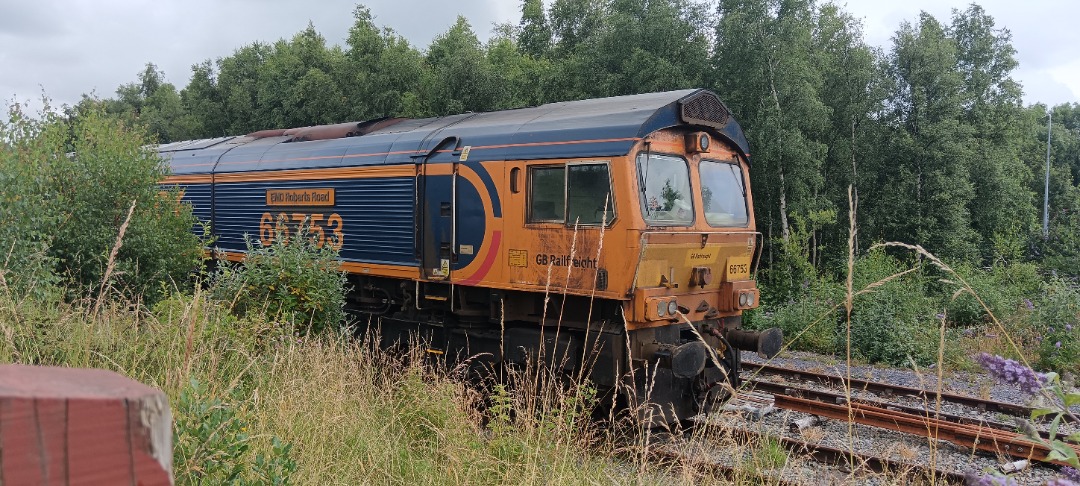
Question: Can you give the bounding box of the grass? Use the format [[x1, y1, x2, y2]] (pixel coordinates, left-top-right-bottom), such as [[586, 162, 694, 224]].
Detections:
[[0, 285, 755, 484]]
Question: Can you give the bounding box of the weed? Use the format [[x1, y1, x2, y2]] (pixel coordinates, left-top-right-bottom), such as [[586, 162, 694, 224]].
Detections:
[[210, 225, 348, 337], [173, 378, 296, 485], [753, 436, 788, 470]]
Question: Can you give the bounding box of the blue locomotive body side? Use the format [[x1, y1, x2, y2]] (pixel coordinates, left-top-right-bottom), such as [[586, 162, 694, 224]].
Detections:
[[214, 176, 418, 266], [157, 88, 746, 278]]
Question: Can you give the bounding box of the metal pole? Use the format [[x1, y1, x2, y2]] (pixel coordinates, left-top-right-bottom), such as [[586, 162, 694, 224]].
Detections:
[[1043, 111, 1052, 239]]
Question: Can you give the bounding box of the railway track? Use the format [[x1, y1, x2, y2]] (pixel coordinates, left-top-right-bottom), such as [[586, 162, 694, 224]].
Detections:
[[699, 420, 968, 483], [740, 363, 1080, 473], [653, 415, 968, 485], [748, 379, 1075, 445], [742, 362, 1071, 423]]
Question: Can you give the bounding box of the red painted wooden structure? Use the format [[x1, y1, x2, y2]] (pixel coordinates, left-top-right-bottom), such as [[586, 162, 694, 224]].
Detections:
[[0, 365, 172, 485]]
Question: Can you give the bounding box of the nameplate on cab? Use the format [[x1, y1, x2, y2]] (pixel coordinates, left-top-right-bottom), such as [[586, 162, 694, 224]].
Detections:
[[266, 188, 335, 207]]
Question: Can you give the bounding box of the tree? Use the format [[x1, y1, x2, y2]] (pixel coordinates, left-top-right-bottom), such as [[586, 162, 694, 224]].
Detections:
[[518, 0, 553, 58], [419, 17, 498, 116], [181, 60, 228, 137], [343, 6, 425, 119], [712, 0, 831, 297], [214, 42, 273, 134], [105, 63, 196, 143], [548, 0, 604, 55], [950, 5, 1033, 262], [256, 23, 349, 128], [870, 13, 979, 262], [807, 3, 880, 268]]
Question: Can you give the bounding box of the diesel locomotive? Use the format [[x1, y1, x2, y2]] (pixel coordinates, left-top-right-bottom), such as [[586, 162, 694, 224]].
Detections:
[[159, 89, 782, 423]]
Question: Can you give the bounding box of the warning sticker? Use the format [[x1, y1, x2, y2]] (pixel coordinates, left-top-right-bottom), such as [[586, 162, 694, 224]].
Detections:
[[508, 249, 528, 267]]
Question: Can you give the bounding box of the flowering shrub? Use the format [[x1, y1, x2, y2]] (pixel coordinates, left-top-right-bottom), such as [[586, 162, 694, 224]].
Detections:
[[974, 353, 1048, 395], [963, 471, 1017, 486], [1030, 278, 1080, 374], [975, 353, 1080, 485]]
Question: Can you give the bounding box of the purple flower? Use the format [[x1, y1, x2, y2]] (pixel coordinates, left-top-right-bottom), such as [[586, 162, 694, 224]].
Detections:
[[1056, 341, 1063, 349], [1068, 324, 1074, 332], [1024, 298, 1035, 310], [964, 471, 1018, 486], [975, 353, 1048, 395], [936, 313, 946, 320], [1062, 467, 1080, 483], [1045, 478, 1080, 486]]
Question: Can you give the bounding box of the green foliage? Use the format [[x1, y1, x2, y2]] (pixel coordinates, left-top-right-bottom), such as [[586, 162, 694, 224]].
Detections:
[[210, 226, 347, 336], [0, 101, 203, 305], [174, 379, 296, 486], [0, 103, 63, 300], [1029, 279, 1080, 373], [343, 6, 425, 119], [1040, 184, 1080, 278], [944, 261, 1043, 327], [747, 277, 842, 355], [751, 436, 787, 470], [51, 106, 204, 305], [847, 249, 937, 366], [760, 208, 837, 303], [102, 63, 200, 143]]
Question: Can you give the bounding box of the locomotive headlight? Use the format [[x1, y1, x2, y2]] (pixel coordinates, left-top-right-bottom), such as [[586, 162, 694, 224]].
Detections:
[[739, 293, 749, 307], [657, 301, 667, 317], [747, 293, 756, 307], [667, 300, 679, 316]]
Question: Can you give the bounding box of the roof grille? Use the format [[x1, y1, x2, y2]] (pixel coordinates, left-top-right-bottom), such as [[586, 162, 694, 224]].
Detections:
[[679, 91, 730, 129]]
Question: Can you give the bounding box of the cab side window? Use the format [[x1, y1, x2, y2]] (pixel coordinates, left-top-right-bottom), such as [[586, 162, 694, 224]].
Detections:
[[567, 164, 613, 225], [528, 166, 565, 223], [528, 163, 614, 225]]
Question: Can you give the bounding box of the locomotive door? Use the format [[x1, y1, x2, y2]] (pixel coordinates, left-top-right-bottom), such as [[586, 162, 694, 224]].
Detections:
[[419, 138, 459, 281]]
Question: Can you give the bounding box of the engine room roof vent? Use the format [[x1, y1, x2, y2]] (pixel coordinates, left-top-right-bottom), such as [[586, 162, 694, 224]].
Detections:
[[678, 91, 731, 130]]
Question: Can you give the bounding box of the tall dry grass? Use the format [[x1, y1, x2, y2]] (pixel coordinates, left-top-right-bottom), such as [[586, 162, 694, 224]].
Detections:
[[0, 284, 695, 484]]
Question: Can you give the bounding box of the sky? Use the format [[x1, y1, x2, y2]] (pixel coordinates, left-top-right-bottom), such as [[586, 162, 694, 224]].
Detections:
[[0, 0, 1077, 113]]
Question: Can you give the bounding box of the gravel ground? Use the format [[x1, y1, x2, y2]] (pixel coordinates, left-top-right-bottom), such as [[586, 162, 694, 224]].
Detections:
[[736, 350, 1075, 485]]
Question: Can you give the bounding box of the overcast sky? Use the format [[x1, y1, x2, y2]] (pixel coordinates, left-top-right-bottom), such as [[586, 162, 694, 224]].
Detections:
[[1, 0, 1076, 113]]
